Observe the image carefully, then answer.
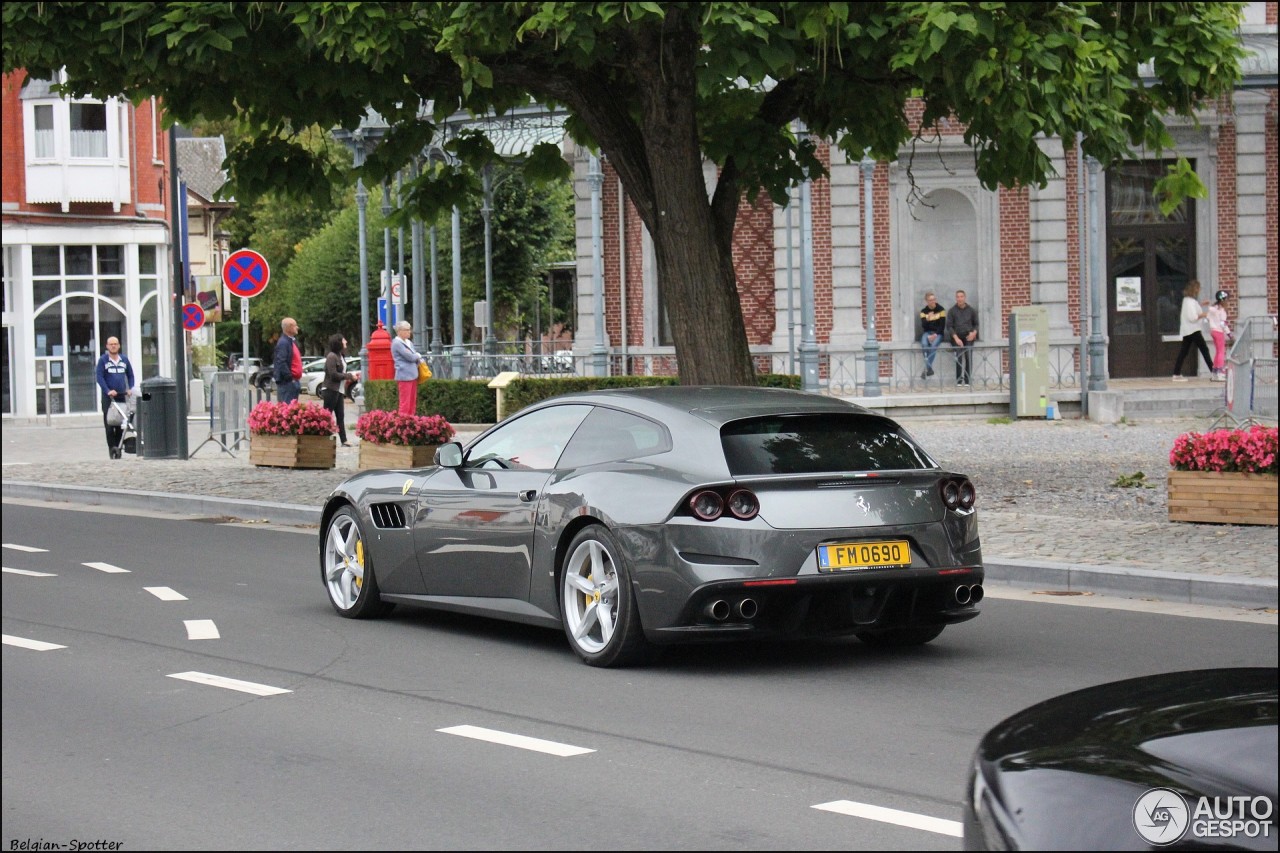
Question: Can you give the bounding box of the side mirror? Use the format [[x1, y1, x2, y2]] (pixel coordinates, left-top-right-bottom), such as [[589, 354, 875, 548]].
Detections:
[[434, 442, 464, 469]]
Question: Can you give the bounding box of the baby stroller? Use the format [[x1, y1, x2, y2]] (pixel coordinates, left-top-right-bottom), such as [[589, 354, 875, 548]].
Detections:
[[108, 395, 138, 459]]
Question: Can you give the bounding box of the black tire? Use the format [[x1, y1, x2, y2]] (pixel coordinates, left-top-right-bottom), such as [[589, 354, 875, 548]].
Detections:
[[855, 625, 946, 647], [321, 506, 393, 618], [559, 525, 654, 667]]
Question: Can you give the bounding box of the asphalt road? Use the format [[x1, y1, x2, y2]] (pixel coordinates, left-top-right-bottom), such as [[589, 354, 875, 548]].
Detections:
[[3, 501, 1276, 851]]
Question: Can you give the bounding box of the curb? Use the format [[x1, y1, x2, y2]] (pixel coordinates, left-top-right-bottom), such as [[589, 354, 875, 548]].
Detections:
[[5, 481, 1276, 611], [983, 557, 1278, 610], [3, 481, 321, 527]]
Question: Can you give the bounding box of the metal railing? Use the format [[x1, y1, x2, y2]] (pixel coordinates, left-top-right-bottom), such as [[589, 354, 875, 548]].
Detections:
[[423, 339, 1085, 397], [191, 370, 252, 457], [1215, 315, 1279, 426]]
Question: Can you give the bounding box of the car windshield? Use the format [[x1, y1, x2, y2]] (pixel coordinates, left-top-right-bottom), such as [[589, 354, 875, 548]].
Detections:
[[720, 413, 936, 475]]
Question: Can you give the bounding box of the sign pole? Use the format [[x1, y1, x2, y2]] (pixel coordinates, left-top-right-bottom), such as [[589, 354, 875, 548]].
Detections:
[[241, 297, 249, 370], [169, 128, 189, 459]]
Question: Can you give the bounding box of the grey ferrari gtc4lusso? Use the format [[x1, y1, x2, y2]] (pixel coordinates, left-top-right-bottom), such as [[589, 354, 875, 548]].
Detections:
[[319, 386, 983, 666]]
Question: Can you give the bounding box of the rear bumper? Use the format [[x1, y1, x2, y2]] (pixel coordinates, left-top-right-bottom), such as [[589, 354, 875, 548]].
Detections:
[[641, 564, 985, 644]]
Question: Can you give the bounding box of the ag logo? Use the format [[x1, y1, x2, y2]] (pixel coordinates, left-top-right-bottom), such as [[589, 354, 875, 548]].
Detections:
[[1133, 788, 1189, 845]]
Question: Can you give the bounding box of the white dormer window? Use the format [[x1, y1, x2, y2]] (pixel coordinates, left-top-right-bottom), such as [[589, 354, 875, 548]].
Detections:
[[20, 70, 132, 211]]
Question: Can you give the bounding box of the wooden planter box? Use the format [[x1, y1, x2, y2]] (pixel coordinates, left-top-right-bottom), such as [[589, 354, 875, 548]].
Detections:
[[359, 442, 440, 470], [1168, 470, 1278, 526], [249, 433, 336, 469]]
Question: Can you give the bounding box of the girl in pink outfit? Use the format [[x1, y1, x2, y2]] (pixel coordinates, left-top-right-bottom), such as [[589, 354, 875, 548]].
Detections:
[[1206, 290, 1232, 380]]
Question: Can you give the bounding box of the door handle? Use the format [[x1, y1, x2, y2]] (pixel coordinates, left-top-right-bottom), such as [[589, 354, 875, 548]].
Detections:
[[519, 489, 538, 502]]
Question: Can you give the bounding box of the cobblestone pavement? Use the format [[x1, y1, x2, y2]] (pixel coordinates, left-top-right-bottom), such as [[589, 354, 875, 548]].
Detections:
[[3, 411, 1276, 584]]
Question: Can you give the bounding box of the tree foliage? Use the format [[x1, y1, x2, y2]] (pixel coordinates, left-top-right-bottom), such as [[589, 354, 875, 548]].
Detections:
[[3, 2, 1245, 384]]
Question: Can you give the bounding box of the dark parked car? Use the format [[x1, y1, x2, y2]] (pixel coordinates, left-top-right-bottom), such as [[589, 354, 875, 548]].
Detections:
[[319, 386, 983, 666], [964, 668, 1278, 850]]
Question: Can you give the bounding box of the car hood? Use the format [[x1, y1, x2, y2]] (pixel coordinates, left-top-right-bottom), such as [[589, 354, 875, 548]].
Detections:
[[970, 668, 1278, 850]]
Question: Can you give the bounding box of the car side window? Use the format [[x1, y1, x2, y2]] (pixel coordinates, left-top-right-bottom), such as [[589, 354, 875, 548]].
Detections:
[[558, 407, 672, 468], [465, 404, 592, 470]]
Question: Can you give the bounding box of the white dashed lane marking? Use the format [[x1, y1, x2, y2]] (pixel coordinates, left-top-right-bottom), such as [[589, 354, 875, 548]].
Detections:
[[3, 543, 48, 553], [166, 672, 291, 696], [3, 567, 57, 577], [145, 586, 188, 601], [3, 634, 66, 651], [437, 725, 595, 757], [83, 561, 129, 574], [183, 620, 220, 640], [813, 800, 963, 837]]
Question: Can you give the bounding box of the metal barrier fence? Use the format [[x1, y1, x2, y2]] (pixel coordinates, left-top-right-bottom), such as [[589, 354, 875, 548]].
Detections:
[[191, 370, 252, 457], [1216, 315, 1279, 427]]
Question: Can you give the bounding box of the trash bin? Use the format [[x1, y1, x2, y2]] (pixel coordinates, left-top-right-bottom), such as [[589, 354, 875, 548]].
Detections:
[[139, 376, 180, 459]]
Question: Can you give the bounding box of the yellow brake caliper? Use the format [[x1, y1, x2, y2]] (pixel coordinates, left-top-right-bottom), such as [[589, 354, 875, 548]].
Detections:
[[354, 539, 365, 589]]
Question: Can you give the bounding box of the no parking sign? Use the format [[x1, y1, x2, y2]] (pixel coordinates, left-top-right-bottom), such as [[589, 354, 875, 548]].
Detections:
[[181, 303, 206, 331], [221, 249, 271, 298]]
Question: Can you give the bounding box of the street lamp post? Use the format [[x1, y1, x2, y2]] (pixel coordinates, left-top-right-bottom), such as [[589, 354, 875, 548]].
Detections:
[[1086, 156, 1107, 392], [451, 204, 465, 380], [411, 159, 427, 354], [429, 224, 442, 357], [382, 181, 393, 326], [332, 111, 387, 381], [481, 164, 496, 359], [861, 151, 882, 397], [796, 123, 818, 392], [587, 153, 607, 377]]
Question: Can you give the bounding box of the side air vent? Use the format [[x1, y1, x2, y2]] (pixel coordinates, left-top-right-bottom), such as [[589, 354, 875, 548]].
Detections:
[[369, 503, 407, 529]]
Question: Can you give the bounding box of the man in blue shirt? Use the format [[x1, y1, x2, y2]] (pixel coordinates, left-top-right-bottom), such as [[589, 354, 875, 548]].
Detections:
[[95, 336, 135, 458]]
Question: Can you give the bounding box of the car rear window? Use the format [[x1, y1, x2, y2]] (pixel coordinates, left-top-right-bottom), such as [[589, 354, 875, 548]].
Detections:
[[720, 414, 935, 475]]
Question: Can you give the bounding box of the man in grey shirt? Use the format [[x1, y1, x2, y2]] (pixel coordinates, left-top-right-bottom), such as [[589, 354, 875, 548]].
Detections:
[[944, 289, 979, 386]]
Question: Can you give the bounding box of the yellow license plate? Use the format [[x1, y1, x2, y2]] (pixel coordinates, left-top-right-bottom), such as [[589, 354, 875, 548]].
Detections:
[[817, 540, 911, 572]]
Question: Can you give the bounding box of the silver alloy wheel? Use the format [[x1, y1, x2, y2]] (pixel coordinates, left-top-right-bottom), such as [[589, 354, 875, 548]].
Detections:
[[562, 537, 620, 654], [324, 511, 365, 610]]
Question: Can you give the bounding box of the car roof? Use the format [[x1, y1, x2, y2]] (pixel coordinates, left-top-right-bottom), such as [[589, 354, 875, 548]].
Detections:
[[542, 385, 877, 428]]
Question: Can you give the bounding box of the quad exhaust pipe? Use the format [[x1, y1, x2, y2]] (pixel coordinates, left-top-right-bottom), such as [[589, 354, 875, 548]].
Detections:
[[954, 584, 984, 605]]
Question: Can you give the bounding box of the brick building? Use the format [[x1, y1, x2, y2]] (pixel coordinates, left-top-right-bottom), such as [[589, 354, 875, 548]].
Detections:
[[2, 69, 176, 419], [567, 3, 1277, 389]]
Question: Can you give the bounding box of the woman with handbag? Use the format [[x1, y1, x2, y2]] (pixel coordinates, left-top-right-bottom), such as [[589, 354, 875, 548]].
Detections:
[[322, 334, 357, 445], [391, 320, 427, 416]]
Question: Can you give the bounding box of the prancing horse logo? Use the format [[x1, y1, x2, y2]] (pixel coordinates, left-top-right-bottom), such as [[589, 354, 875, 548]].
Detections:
[[856, 495, 870, 515]]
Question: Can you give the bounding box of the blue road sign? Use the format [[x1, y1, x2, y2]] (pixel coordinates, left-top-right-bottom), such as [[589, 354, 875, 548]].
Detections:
[[378, 298, 398, 329]]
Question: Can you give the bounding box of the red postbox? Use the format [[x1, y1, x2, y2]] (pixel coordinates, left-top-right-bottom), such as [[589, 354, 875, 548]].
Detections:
[[366, 322, 393, 381]]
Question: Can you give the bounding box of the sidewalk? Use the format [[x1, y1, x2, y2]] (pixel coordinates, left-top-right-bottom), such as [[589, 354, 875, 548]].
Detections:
[[3, 409, 1276, 610]]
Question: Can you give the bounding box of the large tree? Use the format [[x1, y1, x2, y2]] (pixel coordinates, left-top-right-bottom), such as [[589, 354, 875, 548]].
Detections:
[[3, 2, 1244, 385]]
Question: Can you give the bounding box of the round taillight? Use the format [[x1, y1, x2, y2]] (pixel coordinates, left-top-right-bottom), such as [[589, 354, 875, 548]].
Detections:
[[958, 479, 976, 509], [942, 480, 961, 509], [689, 490, 724, 521], [726, 489, 759, 520]]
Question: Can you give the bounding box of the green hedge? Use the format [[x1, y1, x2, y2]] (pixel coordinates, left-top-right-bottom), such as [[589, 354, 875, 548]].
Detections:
[[364, 379, 498, 423], [503, 373, 801, 414], [365, 373, 800, 424]]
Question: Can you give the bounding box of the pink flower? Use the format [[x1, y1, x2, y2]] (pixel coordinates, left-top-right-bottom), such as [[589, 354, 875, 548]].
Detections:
[[355, 410, 455, 446], [248, 401, 337, 437], [1169, 426, 1278, 474]]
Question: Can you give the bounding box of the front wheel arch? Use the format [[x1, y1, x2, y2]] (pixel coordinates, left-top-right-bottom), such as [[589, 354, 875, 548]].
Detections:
[[556, 523, 655, 667]]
